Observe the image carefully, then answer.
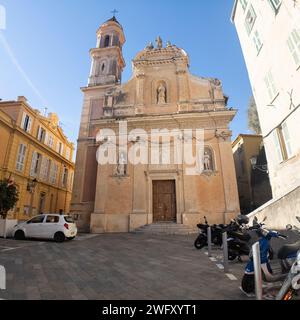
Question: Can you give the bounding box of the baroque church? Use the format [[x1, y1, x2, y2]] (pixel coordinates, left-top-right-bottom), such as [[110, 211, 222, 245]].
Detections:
[[71, 16, 240, 233]]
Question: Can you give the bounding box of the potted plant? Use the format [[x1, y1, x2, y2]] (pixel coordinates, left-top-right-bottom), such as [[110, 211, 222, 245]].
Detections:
[[0, 178, 19, 238]]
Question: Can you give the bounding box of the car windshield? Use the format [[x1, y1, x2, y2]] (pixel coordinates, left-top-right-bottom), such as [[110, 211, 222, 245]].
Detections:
[[64, 216, 74, 223]]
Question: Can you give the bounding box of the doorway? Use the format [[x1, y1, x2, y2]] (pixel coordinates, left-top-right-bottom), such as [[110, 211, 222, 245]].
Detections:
[[152, 180, 176, 222]]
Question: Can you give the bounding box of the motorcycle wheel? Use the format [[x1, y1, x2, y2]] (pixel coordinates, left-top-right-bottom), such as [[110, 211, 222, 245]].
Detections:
[[194, 234, 207, 250], [241, 274, 255, 294]]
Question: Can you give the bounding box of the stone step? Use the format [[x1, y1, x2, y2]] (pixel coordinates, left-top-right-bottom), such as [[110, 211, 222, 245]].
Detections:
[[132, 223, 199, 235]]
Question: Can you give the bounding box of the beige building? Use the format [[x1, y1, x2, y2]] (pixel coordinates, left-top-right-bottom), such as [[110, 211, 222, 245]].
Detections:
[[0, 96, 75, 220], [71, 17, 240, 233], [232, 134, 272, 214], [231, 1, 300, 227]]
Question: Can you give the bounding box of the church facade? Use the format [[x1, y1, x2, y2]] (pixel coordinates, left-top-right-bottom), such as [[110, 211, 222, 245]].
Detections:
[[71, 17, 240, 233]]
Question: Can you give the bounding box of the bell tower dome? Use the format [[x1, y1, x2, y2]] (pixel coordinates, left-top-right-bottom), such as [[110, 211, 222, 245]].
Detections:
[[88, 16, 126, 86]]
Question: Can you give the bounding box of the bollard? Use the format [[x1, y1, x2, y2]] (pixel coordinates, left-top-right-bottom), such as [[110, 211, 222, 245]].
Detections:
[[207, 227, 212, 257], [252, 242, 263, 300], [222, 232, 229, 273]]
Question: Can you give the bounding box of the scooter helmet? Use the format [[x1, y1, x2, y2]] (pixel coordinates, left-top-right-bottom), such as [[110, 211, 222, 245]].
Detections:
[[236, 214, 249, 226]]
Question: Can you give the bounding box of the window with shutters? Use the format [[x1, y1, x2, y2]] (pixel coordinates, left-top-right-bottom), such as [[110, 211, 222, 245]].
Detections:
[[62, 166, 68, 188], [264, 70, 278, 102], [273, 123, 293, 163], [49, 162, 58, 185], [287, 29, 300, 68], [244, 5, 256, 35], [21, 113, 32, 133], [37, 126, 46, 142], [16, 144, 27, 171], [281, 122, 293, 159], [40, 157, 51, 181], [30, 152, 41, 177], [47, 135, 54, 148], [253, 30, 263, 54], [66, 147, 70, 161]]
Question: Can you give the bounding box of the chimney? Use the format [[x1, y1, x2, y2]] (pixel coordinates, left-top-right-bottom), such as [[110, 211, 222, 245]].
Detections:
[[17, 96, 27, 103]]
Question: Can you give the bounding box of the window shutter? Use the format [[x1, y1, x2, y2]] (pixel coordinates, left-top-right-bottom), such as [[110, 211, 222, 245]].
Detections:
[[44, 132, 49, 145], [21, 112, 26, 129], [281, 123, 293, 158], [37, 126, 41, 139], [30, 152, 37, 177], [56, 141, 60, 153], [273, 130, 283, 163], [27, 117, 32, 133]]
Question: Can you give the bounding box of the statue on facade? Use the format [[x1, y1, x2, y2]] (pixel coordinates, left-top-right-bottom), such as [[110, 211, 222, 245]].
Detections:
[[157, 83, 166, 104], [156, 36, 163, 49], [116, 152, 127, 176], [203, 151, 212, 171], [146, 42, 154, 50]]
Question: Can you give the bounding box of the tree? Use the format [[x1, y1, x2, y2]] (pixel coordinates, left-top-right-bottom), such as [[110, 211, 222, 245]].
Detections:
[[0, 179, 19, 219], [247, 96, 261, 134]]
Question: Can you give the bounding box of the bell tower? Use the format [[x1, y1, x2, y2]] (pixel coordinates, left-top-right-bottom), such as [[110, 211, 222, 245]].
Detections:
[[88, 16, 126, 86]]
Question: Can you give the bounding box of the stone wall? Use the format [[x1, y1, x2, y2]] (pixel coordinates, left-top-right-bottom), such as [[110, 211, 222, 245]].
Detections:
[[247, 186, 300, 229]]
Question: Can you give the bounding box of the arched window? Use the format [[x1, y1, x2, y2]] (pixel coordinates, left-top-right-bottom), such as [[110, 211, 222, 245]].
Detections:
[[101, 63, 105, 73], [104, 35, 110, 48]]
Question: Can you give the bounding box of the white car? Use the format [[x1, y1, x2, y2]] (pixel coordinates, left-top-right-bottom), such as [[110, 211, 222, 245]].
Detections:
[[13, 214, 78, 242]]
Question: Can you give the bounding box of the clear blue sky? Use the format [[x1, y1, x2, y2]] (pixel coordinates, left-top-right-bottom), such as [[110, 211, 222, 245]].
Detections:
[[0, 0, 253, 146]]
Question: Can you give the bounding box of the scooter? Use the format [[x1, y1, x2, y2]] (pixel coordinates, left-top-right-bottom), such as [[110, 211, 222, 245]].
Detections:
[[278, 216, 300, 273], [276, 217, 300, 300], [276, 248, 300, 300], [194, 216, 224, 249], [241, 218, 287, 295], [194, 215, 252, 260]]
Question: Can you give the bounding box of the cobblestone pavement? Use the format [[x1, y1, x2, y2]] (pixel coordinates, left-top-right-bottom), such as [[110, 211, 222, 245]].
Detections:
[[0, 232, 297, 300]]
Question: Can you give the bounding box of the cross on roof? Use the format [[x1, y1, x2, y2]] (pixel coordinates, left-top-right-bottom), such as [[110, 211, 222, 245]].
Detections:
[[111, 9, 118, 17]]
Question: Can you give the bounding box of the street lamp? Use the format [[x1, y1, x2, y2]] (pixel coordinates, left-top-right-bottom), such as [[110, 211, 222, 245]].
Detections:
[[27, 178, 38, 216], [250, 156, 268, 173]]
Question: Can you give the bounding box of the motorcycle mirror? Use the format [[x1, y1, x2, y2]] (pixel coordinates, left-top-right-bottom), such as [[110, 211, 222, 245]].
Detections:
[[263, 216, 267, 222], [286, 224, 293, 231], [296, 216, 300, 223], [253, 216, 258, 222]]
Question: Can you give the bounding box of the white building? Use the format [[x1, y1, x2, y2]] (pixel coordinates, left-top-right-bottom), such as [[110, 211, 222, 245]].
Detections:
[[231, 0, 300, 227]]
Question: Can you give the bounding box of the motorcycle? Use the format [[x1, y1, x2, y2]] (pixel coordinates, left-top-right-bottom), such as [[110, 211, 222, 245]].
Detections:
[[276, 216, 300, 300], [278, 216, 300, 273], [194, 215, 254, 261], [194, 216, 224, 249], [241, 218, 287, 296]]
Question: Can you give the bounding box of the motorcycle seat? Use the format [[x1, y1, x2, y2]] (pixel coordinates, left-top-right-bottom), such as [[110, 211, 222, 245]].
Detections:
[[277, 240, 300, 259], [228, 231, 251, 242]]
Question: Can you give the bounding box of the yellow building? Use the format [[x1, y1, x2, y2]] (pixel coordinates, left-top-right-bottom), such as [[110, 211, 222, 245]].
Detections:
[[0, 96, 75, 220], [232, 134, 272, 214]]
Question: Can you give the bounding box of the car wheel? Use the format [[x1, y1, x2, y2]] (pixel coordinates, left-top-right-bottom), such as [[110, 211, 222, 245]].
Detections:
[[54, 232, 65, 243], [67, 237, 75, 240], [14, 230, 25, 240]]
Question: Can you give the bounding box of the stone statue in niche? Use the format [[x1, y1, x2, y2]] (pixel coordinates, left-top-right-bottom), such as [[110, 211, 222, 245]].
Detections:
[[203, 151, 212, 171], [116, 152, 127, 176], [157, 83, 166, 104]]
